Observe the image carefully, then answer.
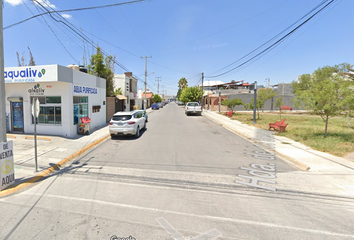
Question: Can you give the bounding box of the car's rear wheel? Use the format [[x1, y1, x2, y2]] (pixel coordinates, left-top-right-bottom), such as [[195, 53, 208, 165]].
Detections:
[[135, 127, 140, 138]]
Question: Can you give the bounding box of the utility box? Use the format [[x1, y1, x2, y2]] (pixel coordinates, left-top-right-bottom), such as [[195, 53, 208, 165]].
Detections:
[[78, 117, 91, 135]]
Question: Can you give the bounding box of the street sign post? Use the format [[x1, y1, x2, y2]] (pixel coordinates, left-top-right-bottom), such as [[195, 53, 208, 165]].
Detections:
[[31, 98, 40, 172]]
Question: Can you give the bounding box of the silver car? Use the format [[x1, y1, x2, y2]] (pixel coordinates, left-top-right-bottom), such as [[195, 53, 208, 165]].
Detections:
[[109, 111, 146, 138]]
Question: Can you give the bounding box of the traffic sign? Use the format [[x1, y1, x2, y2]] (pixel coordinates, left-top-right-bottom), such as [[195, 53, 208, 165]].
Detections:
[[31, 98, 40, 118]]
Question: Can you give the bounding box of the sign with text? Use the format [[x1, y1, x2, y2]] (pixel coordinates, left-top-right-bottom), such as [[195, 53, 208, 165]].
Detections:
[[0, 141, 15, 191], [73, 85, 98, 95], [4, 65, 58, 83]]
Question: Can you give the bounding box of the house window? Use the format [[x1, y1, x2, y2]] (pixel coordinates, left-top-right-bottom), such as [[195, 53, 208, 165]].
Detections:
[[31, 96, 61, 125]]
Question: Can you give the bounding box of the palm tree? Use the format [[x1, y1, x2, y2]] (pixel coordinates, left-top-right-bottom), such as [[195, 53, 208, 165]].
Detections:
[[178, 77, 188, 89]]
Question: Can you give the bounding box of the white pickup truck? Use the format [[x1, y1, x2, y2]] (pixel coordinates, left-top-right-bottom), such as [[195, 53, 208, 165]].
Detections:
[[185, 102, 202, 116]]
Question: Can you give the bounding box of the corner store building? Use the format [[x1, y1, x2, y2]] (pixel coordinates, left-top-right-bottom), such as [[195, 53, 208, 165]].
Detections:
[[4, 64, 106, 138]]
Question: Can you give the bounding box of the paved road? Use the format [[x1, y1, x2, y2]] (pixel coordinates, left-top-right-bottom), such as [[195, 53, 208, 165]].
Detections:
[[0, 103, 353, 240]]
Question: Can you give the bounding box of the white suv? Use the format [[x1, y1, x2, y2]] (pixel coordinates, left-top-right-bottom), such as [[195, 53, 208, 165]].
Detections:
[[109, 111, 146, 138]]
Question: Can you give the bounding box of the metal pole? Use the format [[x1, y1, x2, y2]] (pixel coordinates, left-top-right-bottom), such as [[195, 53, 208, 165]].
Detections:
[[33, 98, 38, 172], [0, 1, 7, 143], [141, 56, 152, 111], [253, 81, 257, 124], [144, 58, 147, 110], [218, 90, 221, 113]]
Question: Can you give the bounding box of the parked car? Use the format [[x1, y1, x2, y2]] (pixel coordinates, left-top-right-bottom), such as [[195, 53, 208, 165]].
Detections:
[[185, 102, 203, 116], [152, 103, 159, 110], [109, 111, 146, 138], [178, 101, 184, 106], [157, 102, 163, 108]]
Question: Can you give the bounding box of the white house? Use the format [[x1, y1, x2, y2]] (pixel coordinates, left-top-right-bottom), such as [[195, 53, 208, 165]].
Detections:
[[113, 72, 138, 111], [4, 64, 106, 138]]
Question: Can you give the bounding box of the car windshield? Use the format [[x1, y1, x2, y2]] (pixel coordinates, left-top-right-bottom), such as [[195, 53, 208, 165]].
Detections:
[[112, 115, 132, 121], [187, 103, 198, 106]]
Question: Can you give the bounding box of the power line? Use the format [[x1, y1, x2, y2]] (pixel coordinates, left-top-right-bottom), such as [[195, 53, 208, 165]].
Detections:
[[32, 0, 79, 64], [117, 2, 151, 56], [32, 0, 134, 75], [206, 0, 337, 78], [4, 0, 151, 30], [84, 0, 139, 56]]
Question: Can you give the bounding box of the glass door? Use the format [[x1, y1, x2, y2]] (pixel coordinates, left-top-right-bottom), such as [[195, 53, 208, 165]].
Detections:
[[11, 102, 24, 133]]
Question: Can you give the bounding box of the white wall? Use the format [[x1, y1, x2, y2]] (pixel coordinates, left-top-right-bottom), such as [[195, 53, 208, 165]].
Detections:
[[72, 70, 106, 136], [5, 65, 107, 138], [113, 74, 127, 95], [5, 82, 72, 137]]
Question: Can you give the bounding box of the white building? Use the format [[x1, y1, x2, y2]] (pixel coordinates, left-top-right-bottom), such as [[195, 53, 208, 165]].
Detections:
[[113, 72, 138, 111], [198, 80, 224, 96], [5, 64, 106, 138]]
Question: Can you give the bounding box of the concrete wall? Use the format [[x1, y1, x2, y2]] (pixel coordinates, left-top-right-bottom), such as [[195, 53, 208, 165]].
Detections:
[[224, 93, 299, 111], [106, 97, 116, 122]]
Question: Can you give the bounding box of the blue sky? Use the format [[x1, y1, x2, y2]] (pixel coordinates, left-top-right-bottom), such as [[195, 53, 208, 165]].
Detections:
[[3, 0, 353, 95]]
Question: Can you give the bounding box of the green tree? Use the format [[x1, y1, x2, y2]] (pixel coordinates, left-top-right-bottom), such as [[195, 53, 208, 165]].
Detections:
[[222, 98, 244, 112], [275, 97, 284, 121], [178, 77, 188, 89], [179, 86, 203, 103], [338, 63, 354, 127], [176, 88, 182, 100], [340, 78, 354, 128], [293, 65, 348, 137], [244, 88, 277, 119], [113, 87, 123, 95], [258, 88, 277, 112], [88, 47, 116, 97], [340, 63, 354, 81], [153, 94, 162, 103], [244, 98, 263, 119]]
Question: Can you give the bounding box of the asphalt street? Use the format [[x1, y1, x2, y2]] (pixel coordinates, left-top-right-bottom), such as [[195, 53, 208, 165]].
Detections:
[[0, 103, 353, 240]]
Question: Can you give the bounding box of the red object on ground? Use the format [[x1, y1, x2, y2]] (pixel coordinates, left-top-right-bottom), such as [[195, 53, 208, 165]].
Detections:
[[269, 118, 288, 133], [280, 105, 292, 110], [226, 110, 233, 117], [80, 117, 91, 124]]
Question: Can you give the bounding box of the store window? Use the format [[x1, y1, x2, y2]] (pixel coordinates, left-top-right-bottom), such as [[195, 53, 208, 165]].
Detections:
[[73, 96, 88, 125], [31, 96, 62, 125]]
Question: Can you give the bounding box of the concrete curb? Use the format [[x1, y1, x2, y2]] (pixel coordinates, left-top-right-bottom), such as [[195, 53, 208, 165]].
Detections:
[[25, 136, 52, 141], [203, 111, 310, 171], [0, 134, 110, 197]]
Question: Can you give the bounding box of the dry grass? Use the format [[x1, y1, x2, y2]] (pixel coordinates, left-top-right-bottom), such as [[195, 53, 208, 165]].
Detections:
[[225, 111, 354, 157]]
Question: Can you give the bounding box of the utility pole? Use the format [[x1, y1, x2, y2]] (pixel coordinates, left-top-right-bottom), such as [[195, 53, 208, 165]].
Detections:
[[218, 90, 221, 113], [155, 77, 161, 94], [141, 56, 152, 111], [0, 0, 6, 143]]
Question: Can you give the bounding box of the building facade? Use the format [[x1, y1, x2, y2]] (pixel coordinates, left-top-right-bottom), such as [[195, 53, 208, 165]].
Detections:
[[113, 72, 138, 111], [5, 64, 106, 138]]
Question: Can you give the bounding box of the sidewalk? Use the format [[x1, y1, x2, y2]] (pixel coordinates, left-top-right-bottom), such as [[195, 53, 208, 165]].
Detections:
[[203, 110, 354, 197], [203, 110, 354, 171], [1, 108, 153, 197]]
